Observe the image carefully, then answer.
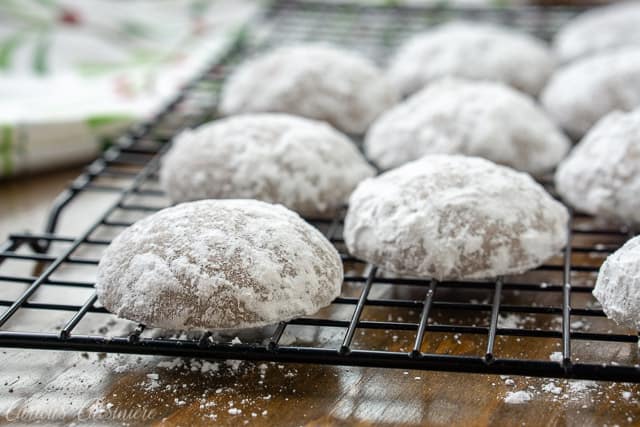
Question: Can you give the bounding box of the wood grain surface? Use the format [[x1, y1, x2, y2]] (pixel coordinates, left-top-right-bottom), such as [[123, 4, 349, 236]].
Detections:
[[1, 171, 640, 427]]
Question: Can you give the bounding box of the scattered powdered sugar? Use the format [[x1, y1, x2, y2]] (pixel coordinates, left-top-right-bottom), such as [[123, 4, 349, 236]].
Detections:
[[570, 320, 590, 331], [498, 314, 537, 329], [220, 44, 398, 134], [568, 380, 599, 395], [542, 382, 562, 395], [157, 358, 185, 369], [553, 2, 640, 63], [225, 360, 244, 373], [504, 390, 533, 404], [555, 109, 640, 226], [388, 21, 554, 97], [192, 360, 220, 374], [344, 155, 569, 280], [365, 78, 569, 173], [130, 358, 299, 421], [541, 50, 640, 138], [502, 378, 607, 406], [549, 352, 563, 363], [96, 199, 343, 330], [160, 114, 374, 217]]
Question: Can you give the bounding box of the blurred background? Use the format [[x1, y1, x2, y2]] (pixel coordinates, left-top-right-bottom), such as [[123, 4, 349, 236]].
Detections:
[[0, 0, 621, 180]]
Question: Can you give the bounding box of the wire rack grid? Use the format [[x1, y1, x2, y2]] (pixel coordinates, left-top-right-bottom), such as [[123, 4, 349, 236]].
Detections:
[[1, 0, 639, 383]]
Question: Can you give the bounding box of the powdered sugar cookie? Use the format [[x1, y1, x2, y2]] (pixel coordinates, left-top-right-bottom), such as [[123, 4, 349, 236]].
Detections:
[[365, 78, 569, 173], [593, 235, 640, 330], [541, 48, 640, 138], [555, 110, 640, 225], [388, 22, 554, 97], [160, 114, 375, 217], [96, 200, 343, 330], [220, 44, 398, 134], [344, 155, 568, 280], [554, 2, 640, 63]]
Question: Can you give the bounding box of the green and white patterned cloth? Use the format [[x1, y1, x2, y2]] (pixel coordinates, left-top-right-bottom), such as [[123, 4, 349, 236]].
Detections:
[[0, 0, 257, 177]]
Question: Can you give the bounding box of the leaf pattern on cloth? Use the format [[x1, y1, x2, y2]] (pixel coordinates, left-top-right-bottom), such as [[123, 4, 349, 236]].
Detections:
[[0, 0, 258, 177]]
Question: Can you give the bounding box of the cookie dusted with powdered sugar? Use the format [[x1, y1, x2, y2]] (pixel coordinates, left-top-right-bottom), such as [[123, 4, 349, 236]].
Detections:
[[554, 2, 640, 63], [220, 44, 398, 134], [388, 22, 554, 97], [364, 78, 569, 173], [160, 114, 375, 217], [555, 110, 640, 225], [344, 155, 568, 280], [96, 200, 343, 330], [594, 236, 640, 330], [541, 49, 640, 138]]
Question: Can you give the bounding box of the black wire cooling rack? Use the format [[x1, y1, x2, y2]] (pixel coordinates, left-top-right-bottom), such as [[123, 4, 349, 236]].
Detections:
[[2, 0, 639, 383]]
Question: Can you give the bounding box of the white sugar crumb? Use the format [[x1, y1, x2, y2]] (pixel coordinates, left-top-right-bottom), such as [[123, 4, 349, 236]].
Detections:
[[498, 314, 524, 329], [160, 114, 374, 217], [231, 337, 242, 345], [344, 155, 568, 280], [502, 379, 604, 405], [96, 199, 343, 330], [504, 390, 533, 404], [550, 352, 563, 363], [144, 377, 160, 391], [117, 359, 292, 420], [157, 358, 185, 369], [542, 382, 562, 395], [365, 78, 569, 173], [498, 313, 538, 329], [226, 359, 243, 372], [570, 320, 589, 331], [190, 360, 220, 374], [623, 391, 633, 400], [220, 44, 398, 134], [569, 380, 598, 394]]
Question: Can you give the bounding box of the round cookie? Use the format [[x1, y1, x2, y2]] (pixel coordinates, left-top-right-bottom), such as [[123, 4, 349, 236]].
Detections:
[[593, 235, 640, 330], [364, 78, 570, 173], [219, 44, 398, 134], [160, 114, 375, 217], [387, 21, 554, 97], [554, 2, 640, 63], [541, 48, 640, 138], [555, 110, 640, 225], [344, 155, 569, 280], [96, 200, 343, 330]]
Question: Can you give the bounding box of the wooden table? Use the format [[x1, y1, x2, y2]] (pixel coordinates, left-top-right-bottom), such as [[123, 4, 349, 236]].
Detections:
[[1, 169, 639, 427]]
